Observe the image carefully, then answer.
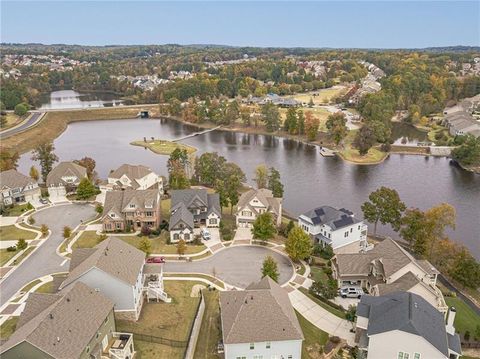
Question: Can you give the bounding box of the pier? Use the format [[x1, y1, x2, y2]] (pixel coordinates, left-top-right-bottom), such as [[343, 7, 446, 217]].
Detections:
[[172, 125, 222, 142]]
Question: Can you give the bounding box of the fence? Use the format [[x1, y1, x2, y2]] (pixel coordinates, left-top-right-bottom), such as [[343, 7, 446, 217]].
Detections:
[[184, 291, 206, 359], [130, 332, 187, 348]]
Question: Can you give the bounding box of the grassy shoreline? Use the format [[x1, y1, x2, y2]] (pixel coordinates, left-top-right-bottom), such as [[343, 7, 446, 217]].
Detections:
[[130, 139, 197, 156]]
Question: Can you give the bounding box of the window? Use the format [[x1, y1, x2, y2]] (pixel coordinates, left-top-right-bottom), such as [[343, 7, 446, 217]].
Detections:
[[146, 211, 153, 217], [253, 356, 263, 359], [250, 343, 254, 350], [104, 316, 109, 324], [398, 353, 410, 359], [210, 218, 217, 225], [184, 233, 190, 240], [174, 233, 179, 240], [414, 354, 420, 359], [236, 357, 246, 359], [86, 346, 90, 354], [358, 225, 361, 230], [116, 223, 122, 229], [130, 204, 135, 208], [288, 356, 293, 359], [266, 341, 271, 349], [350, 228, 353, 233]]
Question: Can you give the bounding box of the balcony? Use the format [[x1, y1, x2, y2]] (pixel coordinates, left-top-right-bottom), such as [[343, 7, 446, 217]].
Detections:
[[102, 332, 134, 359]]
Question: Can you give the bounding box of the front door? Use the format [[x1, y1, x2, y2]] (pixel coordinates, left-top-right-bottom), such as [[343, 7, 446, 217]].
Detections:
[[102, 334, 109, 351]]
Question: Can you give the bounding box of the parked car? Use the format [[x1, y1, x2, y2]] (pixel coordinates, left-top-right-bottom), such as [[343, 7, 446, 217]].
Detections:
[[339, 286, 364, 299], [40, 198, 49, 204], [146, 256, 165, 264], [201, 227, 211, 240]]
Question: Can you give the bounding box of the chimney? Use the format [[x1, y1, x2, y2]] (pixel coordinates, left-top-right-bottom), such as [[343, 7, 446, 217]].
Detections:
[[446, 306, 456, 335]]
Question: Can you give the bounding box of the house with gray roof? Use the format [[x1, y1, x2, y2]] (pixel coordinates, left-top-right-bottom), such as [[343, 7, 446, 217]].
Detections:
[[298, 206, 368, 254], [355, 292, 461, 359], [0, 169, 41, 206], [102, 189, 161, 232], [59, 237, 146, 321], [46, 161, 87, 198], [169, 188, 221, 242], [107, 163, 163, 193], [332, 238, 447, 313], [0, 282, 135, 359], [235, 188, 282, 228], [220, 276, 304, 359]]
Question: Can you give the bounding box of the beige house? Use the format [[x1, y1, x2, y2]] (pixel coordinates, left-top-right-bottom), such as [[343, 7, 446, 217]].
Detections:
[[0, 169, 41, 206], [332, 238, 447, 313], [235, 188, 282, 228], [46, 161, 87, 198], [102, 189, 161, 232], [0, 282, 135, 359], [107, 164, 163, 193]]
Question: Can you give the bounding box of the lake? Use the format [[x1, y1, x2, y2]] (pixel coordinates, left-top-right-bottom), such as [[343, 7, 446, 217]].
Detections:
[[39, 90, 124, 110], [17, 118, 480, 258]]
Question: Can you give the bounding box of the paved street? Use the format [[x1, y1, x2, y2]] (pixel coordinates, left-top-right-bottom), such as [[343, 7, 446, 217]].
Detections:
[[0, 112, 44, 139], [0, 204, 96, 306], [159, 246, 294, 288]]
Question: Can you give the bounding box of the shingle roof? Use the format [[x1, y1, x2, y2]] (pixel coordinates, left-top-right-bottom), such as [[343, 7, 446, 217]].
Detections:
[[0, 169, 36, 189], [237, 188, 282, 216], [60, 237, 145, 289], [108, 164, 155, 189], [300, 206, 361, 229], [102, 189, 160, 220], [220, 277, 303, 344], [376, 272, 420, 295], [0, 282, 114, 359], [359, 292, 452, 357], [46, 162, 87, 186], [170, 189, 221, 222], [169, 202, 194, 230]]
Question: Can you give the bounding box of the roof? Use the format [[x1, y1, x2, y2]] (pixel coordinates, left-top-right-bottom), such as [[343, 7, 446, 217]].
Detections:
[[376, 272, 420, 295], [237, 188, 282, 216], [170, 189, 221, 221], [60, 237, 145, 289], [108, 164, 155, 189], [359, 292, 451, 357], [102, 189, 160, 220], [0, 282, 114, 358], [219, 277, 303, 344], [169, 202, 194, 230], [300, 206, 361, 230], [0, 169, 36, 189], [46, 162, 87, 186]]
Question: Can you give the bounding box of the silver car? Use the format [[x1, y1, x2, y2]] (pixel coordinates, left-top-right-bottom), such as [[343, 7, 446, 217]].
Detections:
[[339, 286, 364, 299]]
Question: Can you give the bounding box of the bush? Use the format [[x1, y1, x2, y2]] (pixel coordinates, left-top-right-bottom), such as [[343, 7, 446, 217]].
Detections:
[[464, 330, 471, 341], [381, 142, 391, 152], [16, 239, 27, 250], [26, 202, 34, 210], [141, 226, 151, 236], [310, 279, 338, 300], [323, 267, 333, 276], [14, 103, 29, 116], [313, 244, 334, 260], [6, 246, 16, 252], [28, 216, 35, 225]]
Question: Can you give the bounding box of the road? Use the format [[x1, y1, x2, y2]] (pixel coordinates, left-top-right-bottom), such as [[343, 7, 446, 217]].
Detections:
[[0, 112, 44, 140], [0, 204, 96, 306], [157, 246, 294, 288]]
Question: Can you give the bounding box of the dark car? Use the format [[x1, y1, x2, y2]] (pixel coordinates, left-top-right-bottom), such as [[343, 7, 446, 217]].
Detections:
[[146, 256, 165, 264]]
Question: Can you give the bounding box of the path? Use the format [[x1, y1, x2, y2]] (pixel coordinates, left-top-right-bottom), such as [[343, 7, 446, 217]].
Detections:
[[172, 125, 221, 142], [0, 112, 44, 139]]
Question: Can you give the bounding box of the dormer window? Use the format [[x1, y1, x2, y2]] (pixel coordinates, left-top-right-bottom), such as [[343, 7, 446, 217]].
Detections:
[[130, 204, 135, 208]]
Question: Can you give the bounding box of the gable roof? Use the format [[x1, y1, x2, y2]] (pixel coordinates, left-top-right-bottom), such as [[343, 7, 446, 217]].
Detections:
[[0, 169, 36, 189], [376, 271, 420, 295], [0, 282, 114, 359], [169, 202, 194, 230], [102, 189, 159, 219], [108, 164, 155, 189], [237, 188, 282, 216], [171, 189, 208, 209], [358, 292, 452, 357], [60, 237, 145, 289], [300, 206, 361, 229], [220, 277, 303, 344], [46, 162, 87, 186]]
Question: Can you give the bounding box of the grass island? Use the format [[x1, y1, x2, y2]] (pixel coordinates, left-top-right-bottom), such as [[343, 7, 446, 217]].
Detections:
[[130, 139, 197, 156]]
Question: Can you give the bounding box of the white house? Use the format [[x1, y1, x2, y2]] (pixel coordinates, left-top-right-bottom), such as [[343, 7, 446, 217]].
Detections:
[[59, 237, 146, 321], [0, 169, 41, 206], [46, 161, 87, 198], [298, 206, 368, 254], [355, 292, 462, 359], [168, 202, 194, 242], [107, 164, 163, 193], [235, 188, 282, 228], [220, 277, 304, 359]]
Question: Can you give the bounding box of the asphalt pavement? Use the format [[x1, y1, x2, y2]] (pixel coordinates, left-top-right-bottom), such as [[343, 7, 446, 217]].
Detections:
[[0, 112, 44, 139]]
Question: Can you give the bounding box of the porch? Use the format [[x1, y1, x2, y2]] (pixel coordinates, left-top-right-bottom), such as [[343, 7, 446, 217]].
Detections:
[[101, 332, 135, 359]]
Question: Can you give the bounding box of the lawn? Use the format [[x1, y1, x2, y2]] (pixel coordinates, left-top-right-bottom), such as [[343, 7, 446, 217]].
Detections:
[[130, 139, 197, 156], [338, 130, 387, 164], [0, 113, 23, 130], [279, 106, 331, 131], [19, 279, 42, 293], [194, 289, 222, 359], [2, 203, 32, 216], [0, 225, 37, 241], [161, 198, 171, 220], [14, 246, 35, 265], [0, 317, 18, 340], [299, 287, 346, 319], [288, 86, 348, 105], [296, 310, 329, 359], [72, 230, 104, 249], [164, 274, 225, 289], [445, 297, 480, 339], [310, 266, 329, 284], [0, 249, 18, 266], [119, 233, 206, 255], [117, 281, 202, 359]]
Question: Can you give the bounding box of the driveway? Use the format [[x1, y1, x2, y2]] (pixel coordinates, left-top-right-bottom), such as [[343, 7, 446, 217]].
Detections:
[[0, 203, 96, 306], [157, 246, 294, 288], [333, 296, 360, 310], [196, 228, 221, 250], [233, 227, 253, 241]]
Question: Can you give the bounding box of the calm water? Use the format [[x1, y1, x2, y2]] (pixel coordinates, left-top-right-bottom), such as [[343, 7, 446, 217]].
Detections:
[[17, 118, 480, 258], [391, 122, 428, 145], [39, 90, 123, 110]]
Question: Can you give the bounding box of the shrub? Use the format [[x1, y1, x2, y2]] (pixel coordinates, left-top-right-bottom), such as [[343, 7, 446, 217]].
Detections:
[[313, 244, 334, 260], [141, 226, 151, 236], [6, 246, 16, 252], [464, 331, 471, 341], [28, 216, 35, 225], [14, 103, 29, 116], [16, 239, 27, 250], [381, 142, 391, 152], [26, 202, 34, 210], [95, 204, 103, 214]]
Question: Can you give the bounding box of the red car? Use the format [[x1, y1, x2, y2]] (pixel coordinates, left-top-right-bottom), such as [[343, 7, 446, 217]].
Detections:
[[146, 256, 165, 264]]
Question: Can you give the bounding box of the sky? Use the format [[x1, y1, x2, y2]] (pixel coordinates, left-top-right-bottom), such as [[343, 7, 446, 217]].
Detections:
[[1, 1, 479, 49]]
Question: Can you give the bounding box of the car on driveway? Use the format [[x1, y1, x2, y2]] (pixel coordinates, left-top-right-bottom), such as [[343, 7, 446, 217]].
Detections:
[[201, 228, 211, 240], [339, 286, 364, 299], [40, 198, 49, 204], [146, 256, 165, 264]]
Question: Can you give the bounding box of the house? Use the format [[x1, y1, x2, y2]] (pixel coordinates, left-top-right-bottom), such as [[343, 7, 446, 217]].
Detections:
[[170, 189, 221, 227], [107, 164, 163, 193], [355, 292, 462, 359], [0, 169, 41, 206], [102, 189, 161, 232], [220, 277, 304, 359], [58, 237, 146, 321], [444, 110, 480, 137], [332, 238, 448, 313], [235, 188, 282, 228], [0, 282, 135, 359], [46, 161, 87, 198], [169, 202, 194, 242], [298, 206, 368, 254]]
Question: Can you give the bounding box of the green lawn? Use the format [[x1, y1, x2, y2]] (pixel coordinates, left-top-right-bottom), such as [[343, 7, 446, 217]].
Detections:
[[296, 310, 329, 359], [119, 233, 206, 255], [164, 274, 224, 289], [194, 290, 222, 359], [130, 139, 197, 156], [2, 204, 32, 216], [0, 317, 18, 340], [0, 225, 37, 241], [0, 249, 18, 266], [72, 231, 104, 249], [310, 266, 329, 284], [14, 246, 35, 265], [299, 287, 346, 319], [161, 198, 171, 220], [445, 297, 480, 339], [338, 130, 387, 164], [117, 281, 202, 359], [20, 279, 42, 293]]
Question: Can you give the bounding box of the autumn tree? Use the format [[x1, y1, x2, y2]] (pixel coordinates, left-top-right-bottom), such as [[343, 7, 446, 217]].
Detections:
[[240, 106, 251, 127], [353, 125, 376, 155], [285, 226, 313, 261], [254, 164, 268, 189], [283, 107, 298, 134], [139, 237, 152, 256], [424, 203, 456, 258], [40, 224, 49, 237], [252, 212, 276, 242], [400, 208, 428, 257], [167, 148, 190, 190], [74, 157, 97, 180], [176, 239, 187, 256], [297, 110, 305, 135], [63, 226, 72, 239], [31, 142, 59, 182], [326, 112, 348, 145], [261, 256, 280, 282], [29, 166, 39, 182], [261, 102, 280, 132], [304, 111, 320, 141], [0, 148, 19, 171]]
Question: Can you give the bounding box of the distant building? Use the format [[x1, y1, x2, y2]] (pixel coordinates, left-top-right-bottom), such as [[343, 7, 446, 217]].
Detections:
[[235, 188, 282, 228], [0, 169, 41, 206], [107, 164, 163, 193], [220, 277, 304, 359], [46, 161, 87, 198]]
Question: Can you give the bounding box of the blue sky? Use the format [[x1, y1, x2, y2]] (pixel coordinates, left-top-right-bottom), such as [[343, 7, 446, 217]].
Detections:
[[1, 1, 479, 48]]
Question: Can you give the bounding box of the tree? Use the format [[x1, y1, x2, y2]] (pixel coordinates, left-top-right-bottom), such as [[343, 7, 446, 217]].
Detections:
[[74, 157, 97, 180], [14, 103, 28, 116], [261, 255, 280, 282], [252, 212, 276, 242], [167, 148, 190, 190], [304, 111, 320, 141], [283, 107, 297, 134], [139, 237, 152, 256], [297, 110, 305, 135], [254, 164, 268, 189], [326, 112, 348, 145], [361, 187, 406, 236], [261, 102, 280, 132], [267, 167, 284, 198], [28, 216, 35, 225], [346, 305, 357, 324], [452, 134, 480, 167], [40, 224, 49, 237], [353, 125, 376, 155], [223, 162, 246, 214], [95, 203, 104, 215], [240, 106, 251, 127], [16, 238, 27, 250], [194, 152, 226, 187], [0, 149, 19, 171], [285, 226, 313, 261], [400, 208, 428, 257], [310, 279, 337, 300], [176, 239, 187, 256], [76, 178, 97, 200], [31, 143, 59, 183], [29, 166, 39, 182], [424, 203, 456, 258], [449, 248, 480, 289], [63, 226, 72, 239]]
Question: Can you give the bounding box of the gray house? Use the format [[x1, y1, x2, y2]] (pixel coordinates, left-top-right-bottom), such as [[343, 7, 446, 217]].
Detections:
[[46, 161, 87, 198], [0, 169, 41, 206]]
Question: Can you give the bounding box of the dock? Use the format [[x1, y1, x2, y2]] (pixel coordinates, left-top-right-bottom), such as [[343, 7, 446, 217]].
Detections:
[[172, 125, 222, 142], [319, 147, 336, 157]]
